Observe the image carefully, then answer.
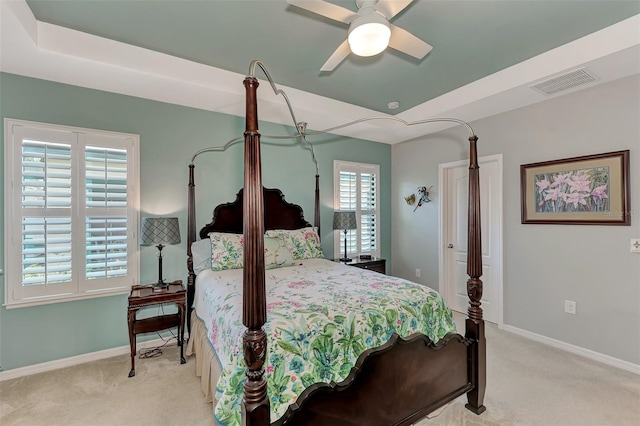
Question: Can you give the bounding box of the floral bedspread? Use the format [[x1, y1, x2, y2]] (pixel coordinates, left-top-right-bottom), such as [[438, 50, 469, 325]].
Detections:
[[193, 258, 457, 425]]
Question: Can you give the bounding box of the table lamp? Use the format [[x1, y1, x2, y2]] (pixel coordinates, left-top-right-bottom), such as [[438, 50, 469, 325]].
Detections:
[[140, 217, 181, 289], [333, 211, 357, 262]]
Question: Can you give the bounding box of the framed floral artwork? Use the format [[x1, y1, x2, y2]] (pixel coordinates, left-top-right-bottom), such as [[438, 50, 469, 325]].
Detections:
[[520, 150, 630, 225]]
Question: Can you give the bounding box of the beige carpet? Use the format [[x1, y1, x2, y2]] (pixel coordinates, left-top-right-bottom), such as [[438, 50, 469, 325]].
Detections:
[[1, 318, 638, 426]]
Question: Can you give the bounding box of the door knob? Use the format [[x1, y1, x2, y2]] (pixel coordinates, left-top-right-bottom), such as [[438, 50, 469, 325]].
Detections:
[[447, 244, 454, 248]]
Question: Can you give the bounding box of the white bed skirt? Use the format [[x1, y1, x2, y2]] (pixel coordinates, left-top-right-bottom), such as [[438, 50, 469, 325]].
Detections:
[[186, 311, 223, 405]]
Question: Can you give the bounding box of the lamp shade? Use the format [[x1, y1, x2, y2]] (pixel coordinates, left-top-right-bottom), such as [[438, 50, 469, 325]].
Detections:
[[140, 217, 181, 245], [333, 211, 357, 231]]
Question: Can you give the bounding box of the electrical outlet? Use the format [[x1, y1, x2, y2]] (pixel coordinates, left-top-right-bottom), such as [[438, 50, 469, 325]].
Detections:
[[564, 300, 576, 315], [415, 269, 421, 278], [631, 239, 640, 253]]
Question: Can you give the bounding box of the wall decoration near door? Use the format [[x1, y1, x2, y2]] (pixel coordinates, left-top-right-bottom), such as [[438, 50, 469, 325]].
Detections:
[[405, 185, 433, 212], [520, 150, 630, 225]]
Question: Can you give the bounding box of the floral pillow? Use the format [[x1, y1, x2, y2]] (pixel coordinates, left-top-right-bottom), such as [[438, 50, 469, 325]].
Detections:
[[264, 236, 296, 270], [209, 232, 295, 271], [210, 233, 244, 271], [265, 227, 323, 260]]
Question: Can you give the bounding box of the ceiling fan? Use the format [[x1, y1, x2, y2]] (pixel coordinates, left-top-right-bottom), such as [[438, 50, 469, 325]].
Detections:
[[288, 0, 433, 72]]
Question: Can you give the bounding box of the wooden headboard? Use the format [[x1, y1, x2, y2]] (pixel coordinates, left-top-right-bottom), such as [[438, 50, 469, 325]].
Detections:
[[198, 187, 312, 239]]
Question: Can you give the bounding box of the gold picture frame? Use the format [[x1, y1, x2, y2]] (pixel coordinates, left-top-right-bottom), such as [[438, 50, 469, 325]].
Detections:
[[520, 150, 630, 225]]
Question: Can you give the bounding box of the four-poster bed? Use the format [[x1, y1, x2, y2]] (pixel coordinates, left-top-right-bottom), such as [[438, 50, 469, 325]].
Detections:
[[186, 61, 486, 425]]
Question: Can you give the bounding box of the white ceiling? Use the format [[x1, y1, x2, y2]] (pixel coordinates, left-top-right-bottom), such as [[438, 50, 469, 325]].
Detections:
[[1, 1, 639, 144]]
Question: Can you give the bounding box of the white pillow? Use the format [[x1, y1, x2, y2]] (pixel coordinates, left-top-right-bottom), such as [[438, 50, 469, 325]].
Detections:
[[191, 239, 212, 274]]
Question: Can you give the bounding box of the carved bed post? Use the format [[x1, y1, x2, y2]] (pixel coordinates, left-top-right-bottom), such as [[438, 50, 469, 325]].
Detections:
[[465, 135, 487, 415], [241, 76, 270, 426], [186, 163, 196, 336]]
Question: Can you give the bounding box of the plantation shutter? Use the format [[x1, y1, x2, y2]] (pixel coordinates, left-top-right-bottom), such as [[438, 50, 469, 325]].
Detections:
[[338, 171, 358, 254], [5, 119, 139, 308], [84, 146, 129, 282], [360, 172, 377, 253], [334, 161, 380, 257], [19, 136, 76, 299]]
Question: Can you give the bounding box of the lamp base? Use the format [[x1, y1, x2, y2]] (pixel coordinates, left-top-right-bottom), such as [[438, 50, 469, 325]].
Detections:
[[152, 280, 169, 291], [153, 246, 168, 291], [339, 257, 352, 263]]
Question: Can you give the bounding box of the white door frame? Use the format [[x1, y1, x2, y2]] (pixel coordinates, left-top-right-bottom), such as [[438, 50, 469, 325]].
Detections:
[[438, 154, 504, 326]]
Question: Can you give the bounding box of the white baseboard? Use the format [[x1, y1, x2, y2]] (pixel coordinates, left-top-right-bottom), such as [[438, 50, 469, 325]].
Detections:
[[0, 338, 169, 382], [500, 323, 640, 375], [4, 325, 637, 380]]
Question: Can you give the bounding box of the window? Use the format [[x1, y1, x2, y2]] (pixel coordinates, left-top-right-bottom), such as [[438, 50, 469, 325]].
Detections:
[[4, 119, 140, 308], [333, 160, 380, 258]]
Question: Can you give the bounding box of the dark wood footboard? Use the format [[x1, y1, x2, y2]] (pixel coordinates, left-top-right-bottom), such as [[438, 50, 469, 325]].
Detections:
[[274, 332, 473, 426]]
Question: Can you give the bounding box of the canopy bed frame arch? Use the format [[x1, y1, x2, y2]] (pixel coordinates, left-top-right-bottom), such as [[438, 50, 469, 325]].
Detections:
[[186, 60, 485, 425]]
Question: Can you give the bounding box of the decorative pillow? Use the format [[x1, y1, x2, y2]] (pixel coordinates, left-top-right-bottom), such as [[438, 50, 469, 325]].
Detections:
[[209, 233, 296, 271], [210, 232, 244, 271], [191, 239, 212, 274], [264, 236, 296, 270], [265, 227, 323, 260]]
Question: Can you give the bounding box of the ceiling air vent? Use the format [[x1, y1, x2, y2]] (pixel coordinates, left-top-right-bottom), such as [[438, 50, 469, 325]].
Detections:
[[530, 68, 598, 96]]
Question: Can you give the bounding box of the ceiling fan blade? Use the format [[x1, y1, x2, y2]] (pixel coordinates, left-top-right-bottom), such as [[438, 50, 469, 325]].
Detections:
[[388, 24, 433, 59], [287, 0, 358, 24], [320, 40, 351, 72], [376, 0, 414, 20]]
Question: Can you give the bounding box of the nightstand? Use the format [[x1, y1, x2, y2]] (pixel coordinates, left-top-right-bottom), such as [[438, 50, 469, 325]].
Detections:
[[127, 280, 186, 377], [336, 257, 386, 274]]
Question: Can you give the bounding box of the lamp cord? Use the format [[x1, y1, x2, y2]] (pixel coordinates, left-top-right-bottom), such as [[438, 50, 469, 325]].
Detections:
[[137, 304, 178, 359]]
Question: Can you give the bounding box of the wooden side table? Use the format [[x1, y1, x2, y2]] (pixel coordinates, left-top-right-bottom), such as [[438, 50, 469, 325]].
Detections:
[[335, 257, 386, 274], [127, 280, 186, 377]]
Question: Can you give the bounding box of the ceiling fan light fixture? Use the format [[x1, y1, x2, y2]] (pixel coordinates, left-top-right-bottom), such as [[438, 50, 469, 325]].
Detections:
[[348, 14, 391, 57]]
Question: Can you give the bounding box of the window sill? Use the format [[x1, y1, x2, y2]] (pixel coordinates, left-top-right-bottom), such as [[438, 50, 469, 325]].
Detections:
[[4, 287, 131, 309]]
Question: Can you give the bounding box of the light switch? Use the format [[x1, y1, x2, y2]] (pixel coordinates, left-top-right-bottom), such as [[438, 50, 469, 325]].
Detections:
[[631, 239, 640, 253]]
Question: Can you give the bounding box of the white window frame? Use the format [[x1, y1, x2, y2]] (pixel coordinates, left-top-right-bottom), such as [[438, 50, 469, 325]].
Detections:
[[4, 118, 140, 308], [333, 160, 380, 258]]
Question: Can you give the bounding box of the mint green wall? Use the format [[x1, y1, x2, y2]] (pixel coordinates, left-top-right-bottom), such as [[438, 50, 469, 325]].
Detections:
[[0, 72, 391, 371]]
